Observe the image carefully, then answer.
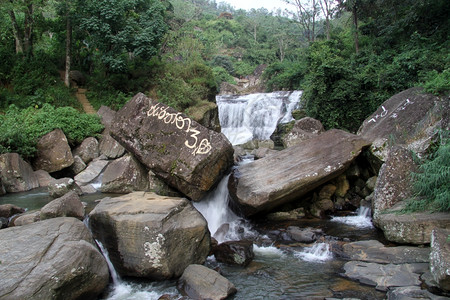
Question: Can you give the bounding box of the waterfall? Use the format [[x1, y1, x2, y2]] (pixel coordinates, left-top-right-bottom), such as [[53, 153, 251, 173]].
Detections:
[[331, 206, 373, 228], [96, 240, 121, 285], [294, 243, 332, 262], [217, 91, 302, 145]]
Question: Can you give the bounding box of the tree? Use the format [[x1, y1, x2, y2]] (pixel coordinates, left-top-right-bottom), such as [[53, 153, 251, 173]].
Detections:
[[284, 0, 320, 42], [318, 0, 335, 40]]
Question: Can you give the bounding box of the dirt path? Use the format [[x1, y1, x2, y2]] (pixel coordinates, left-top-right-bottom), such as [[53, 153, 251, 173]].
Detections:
[[75, 88, 96, 114]]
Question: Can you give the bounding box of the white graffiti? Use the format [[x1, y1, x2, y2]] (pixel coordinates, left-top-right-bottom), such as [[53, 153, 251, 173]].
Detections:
[[146, 102, 212, 155], [368, 105, 388, 124], [367, 98, 415, 124], [389, 98, 414, 119]]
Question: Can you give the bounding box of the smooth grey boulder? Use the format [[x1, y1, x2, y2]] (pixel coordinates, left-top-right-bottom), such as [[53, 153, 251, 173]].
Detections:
[[74, 158, 109, 186], [110, 93, 234, 200], [343, 261, 427, 291], [33, 129, 74, 173], [73, 137, 99, 164], [70, 155, 87, 175], [358, 87, 448, 163], [97, 105, 117, 129], [11, 210, 41, 226], [100, 154, 148, 193], [177, 264, 237, 300], [430, 228, 450, 291], [282, 117, 324, 148], [0, 217, 109, 300], [0, 153, 39, 193], [341, 240, 430, 264], [48, 177, 82, 198], [88, 192, 211, 279], [34, 169, 56, 187], [40, 191, 85, 220], [99, 133, 126, 159], [228, 129, 371, 216]]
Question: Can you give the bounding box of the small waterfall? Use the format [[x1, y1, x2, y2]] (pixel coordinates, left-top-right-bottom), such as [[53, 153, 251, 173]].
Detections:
[[294, 243, 332, 262], [96, 240, 120, 285], [331, 206, 373, 228], [217, 91, 302, 145]]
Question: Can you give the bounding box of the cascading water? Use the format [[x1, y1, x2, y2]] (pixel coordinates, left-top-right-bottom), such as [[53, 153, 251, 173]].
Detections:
[[217, 91, 302, 145], [293, 243, 333, 262], [331, 206, 373, 228]]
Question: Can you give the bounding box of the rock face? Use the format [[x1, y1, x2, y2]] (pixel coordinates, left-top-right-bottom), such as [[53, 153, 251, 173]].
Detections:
[[100, 154, 148, 193], [0, 153, 39, 193], [89, 192, 211, 279], [99, 134, 126, 159], [228, 129, 370, 216], [33, 129, 74, 173], [40, 191, 85, 220], [282, 117, 324, 148], [177, 264, 237, 300], [358, 87, 447, 162], [430, 228, 450, 291], [73, 137, 99, 164], [0, 217, 109, 300], [110, 93, 234, 200]]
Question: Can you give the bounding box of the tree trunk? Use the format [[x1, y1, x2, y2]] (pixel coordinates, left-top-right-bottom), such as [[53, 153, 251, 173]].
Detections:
[[352, 4, 359, 54], [23, 3, 34, 54], [8, 10, 24, 54], [65, 15, 72, 87]]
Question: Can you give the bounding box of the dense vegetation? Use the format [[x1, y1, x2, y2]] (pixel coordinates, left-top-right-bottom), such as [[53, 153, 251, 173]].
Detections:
[[0, 0, 448, 157]]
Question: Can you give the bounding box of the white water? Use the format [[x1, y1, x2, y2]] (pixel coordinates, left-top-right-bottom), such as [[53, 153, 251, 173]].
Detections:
[[217, 91, 302, 145], [294, 243, 333, 262], [331, 206, 373, 228]]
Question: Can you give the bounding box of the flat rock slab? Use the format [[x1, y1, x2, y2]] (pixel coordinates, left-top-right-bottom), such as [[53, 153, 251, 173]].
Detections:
[[343, 261, 427, 291], [110, 93, 234, 200], [341, 240, 430, 264], [228, 129, 370, 216]]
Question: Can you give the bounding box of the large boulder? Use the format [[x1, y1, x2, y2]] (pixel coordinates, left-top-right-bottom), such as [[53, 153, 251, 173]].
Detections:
[[74, 158, 109, 186], [0, 153, 39, 193], [33, 129, 74, 173], [282, 117, 324, 148], [213, 240, 254, 267], [40, 191, 85, 220], [48, 177, 82, 198], [34, 169, 55, 187], [99, 134, 126, 159], [358, 87, 448, 163], [177, 264, 237, 300], [430, 228, 450, 291], [110, 93, 234, 200], [100, 154, 149, 193], [0, 217, 109, 300], [228, 129, 371, 216], [88, 192, 211, 279], [73, 137, 99, 164], [0, 204, 25, 219]]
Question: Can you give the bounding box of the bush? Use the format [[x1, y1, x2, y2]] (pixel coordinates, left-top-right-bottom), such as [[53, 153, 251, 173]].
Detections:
[[0, 104, 104, 159], [421, 69, 450, 95]]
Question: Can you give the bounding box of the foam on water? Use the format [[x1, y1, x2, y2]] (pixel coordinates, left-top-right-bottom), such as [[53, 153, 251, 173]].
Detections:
[[331, 206, 373, 228], [253, 244, 285, 257], [294, 243, 332, 262]]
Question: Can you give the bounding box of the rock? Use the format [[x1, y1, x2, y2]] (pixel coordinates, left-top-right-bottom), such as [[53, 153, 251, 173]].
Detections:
[[0, 204, 25, 218], [80, 184, 98, 194], [287, 226, 321, 243], [186, 101, 221, 132], [0, 153, 39, 193], [148, 171, 181, 197], [73, 137, 99, 164], [0, 178, 5, 195], [33, 129, 74, 173], [0, 217, 109, 300], [358, 87, 447, 163], [266, 207, 305, 221], [341, 240, 430, 264], [99, 133, 126, 159], [252, 147, 278, 159], [69, 70, 86, 86], [11, 211, 41, 226], [365, 176, 378, 192], [228, 129, 371, 216], [110, 93, 234, 200], [430, 228, 450, 291], [97, 105, 117, 129], [177, 264, 237, 300], [100, 154, 149, 193], [34, 169, 56, 187], [343, 261, 427, 291], [88, 192, 210, 279], [70, 155, 87, 174], [48, 177, 82, 198], [40, 191, 85, 220], [0, 217, 7, 229], [74, 158, 109, 186], [282, 117, 324, 148], [213, 240, 254, 267], [387, 286, 449, 300], [372, 146, 417, 218], [334, 174, 350, 198]]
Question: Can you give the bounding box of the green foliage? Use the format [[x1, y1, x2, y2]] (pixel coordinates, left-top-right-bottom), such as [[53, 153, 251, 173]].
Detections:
[[263, 60, 307, 92], [0, 104, 104, 159], [421, 69, 450, 96], [404, 132, 450, 212]]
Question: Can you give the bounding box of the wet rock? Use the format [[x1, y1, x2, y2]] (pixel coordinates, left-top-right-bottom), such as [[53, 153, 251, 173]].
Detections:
[[387, 286, 449, 300], [100, 154, 148, 193], [99, 133, 126, 159], [33, 129, 74, 173], [73, 137, 99, 164], [287, 226, 321, 243], [343, 261, 427, 291], [40, 191, 85, 220], [48, 177, 82, 198], [0, 217, 109, 300], [228, 129, 370, 217], [282, 117, 324, 148], [430, 228, 450, 291], [34, 169, 56, 187], [358, 87, 447, 163], [74, 158, 109, 186], [0, 204, 25, 219], [177, 264, 237, 300], [213, 240, 254, 267], [89, 192, 210, 279], [341, 240, 430, 264], [0, 153, 39, 193]]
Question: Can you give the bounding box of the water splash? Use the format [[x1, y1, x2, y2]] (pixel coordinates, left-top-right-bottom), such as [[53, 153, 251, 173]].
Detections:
[[253, 244, 286, 257], [294, 243, 332, 262], [331, 206, 373, 228], [217, 91, 302, 145], [96, 240, 120, 285]]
